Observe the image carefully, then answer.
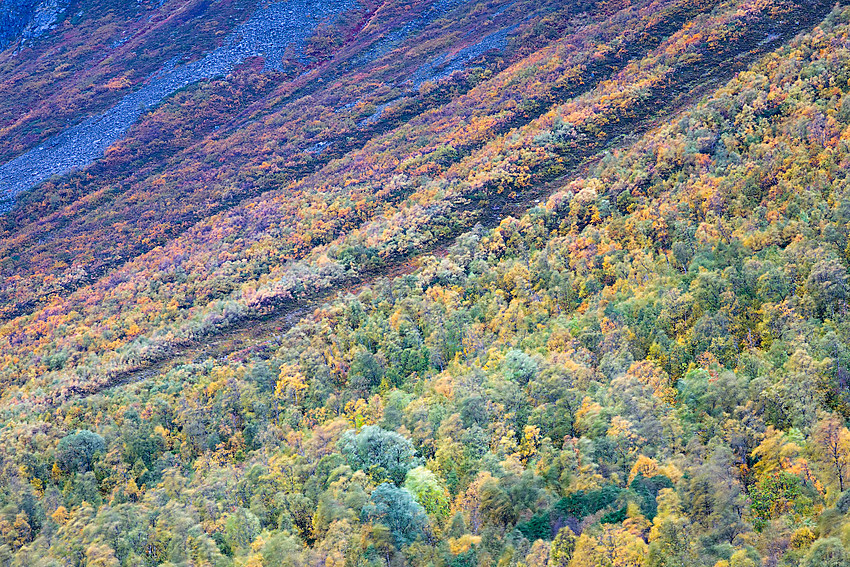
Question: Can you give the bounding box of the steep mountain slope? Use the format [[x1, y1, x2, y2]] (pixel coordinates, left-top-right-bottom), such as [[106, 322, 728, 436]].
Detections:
[[0, 0, 260, 162], [0, 0, 829, 391], [1, 0, 850, 566]]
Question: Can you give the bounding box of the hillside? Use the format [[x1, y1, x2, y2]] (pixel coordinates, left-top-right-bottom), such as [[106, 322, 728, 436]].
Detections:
[[1, 0, 850, 565]]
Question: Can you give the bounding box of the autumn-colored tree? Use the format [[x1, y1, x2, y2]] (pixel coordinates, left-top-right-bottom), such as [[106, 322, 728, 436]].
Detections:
[[813, 415, 850, 493]]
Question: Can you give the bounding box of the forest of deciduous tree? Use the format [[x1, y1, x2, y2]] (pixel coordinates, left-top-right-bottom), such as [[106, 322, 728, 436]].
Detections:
[[2, 0, 850, 565]]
